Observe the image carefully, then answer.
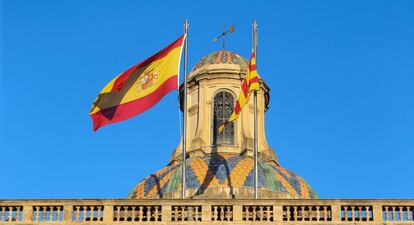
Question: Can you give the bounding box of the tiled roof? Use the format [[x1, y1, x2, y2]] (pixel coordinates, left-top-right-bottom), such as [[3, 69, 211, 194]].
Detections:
[[191, 51, 248, 72], [128, 154, 317, 199]]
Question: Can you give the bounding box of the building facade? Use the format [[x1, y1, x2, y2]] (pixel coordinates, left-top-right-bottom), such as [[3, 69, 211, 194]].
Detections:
[[1, 51, 413, 224]]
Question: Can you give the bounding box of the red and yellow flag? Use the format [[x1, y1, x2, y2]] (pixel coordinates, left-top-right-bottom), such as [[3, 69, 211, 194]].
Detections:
[[90, 35, 186, 131], [218, 50, 260, 132]]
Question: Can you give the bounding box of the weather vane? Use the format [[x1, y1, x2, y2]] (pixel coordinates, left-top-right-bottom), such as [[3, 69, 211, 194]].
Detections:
[[213, 24, 235, 49]]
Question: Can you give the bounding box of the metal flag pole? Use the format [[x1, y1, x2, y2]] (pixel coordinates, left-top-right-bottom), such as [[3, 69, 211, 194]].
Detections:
[[182, 19, 189, 199], [252, 19, 259, 199]]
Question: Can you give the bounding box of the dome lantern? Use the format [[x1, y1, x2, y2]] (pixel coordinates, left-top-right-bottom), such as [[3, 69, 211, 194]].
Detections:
[[128, 50, 317, 200]]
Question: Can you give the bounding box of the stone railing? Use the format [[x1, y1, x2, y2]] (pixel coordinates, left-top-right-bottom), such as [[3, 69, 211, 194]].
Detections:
[[0, 199, 413, 224]]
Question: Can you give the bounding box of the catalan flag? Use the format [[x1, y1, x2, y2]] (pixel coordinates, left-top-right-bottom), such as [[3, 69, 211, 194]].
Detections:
[[219, 50, 260, 132], [90, 35, 186, 131]]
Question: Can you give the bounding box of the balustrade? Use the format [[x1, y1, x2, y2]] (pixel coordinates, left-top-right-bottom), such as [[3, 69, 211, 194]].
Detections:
[[32, 205, 63, 221], [73, 205, 103, 222], [113, 205, 161, 222], [283, 205, 331, 221], [171, 205, 202, 221], [242, 205, 273, 221], [0, 206, 22, 222], [0, 199, 412, 224], [341, 205, 373, 221], [211, 205, 233, 221], [383, 205, 413, 222]]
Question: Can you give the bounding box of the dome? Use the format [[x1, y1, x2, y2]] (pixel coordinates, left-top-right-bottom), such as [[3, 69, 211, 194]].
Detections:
[[191, 50, 249, 74], [128, 154, 317, 199]]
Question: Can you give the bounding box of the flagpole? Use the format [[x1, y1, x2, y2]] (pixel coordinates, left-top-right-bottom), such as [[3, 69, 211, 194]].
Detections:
[[252, 19, 259, 199], [182, 19, 189, 199]]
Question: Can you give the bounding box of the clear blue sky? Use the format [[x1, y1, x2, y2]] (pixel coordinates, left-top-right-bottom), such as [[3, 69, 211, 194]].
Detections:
[[1, 0, 413, 199]]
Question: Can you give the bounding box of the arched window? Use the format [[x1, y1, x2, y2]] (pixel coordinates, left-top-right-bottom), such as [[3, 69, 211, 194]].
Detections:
[[213, 91, 234, 145]]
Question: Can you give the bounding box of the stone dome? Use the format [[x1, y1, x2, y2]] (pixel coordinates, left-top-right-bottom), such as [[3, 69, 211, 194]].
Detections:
[[128, 154, 317, 199], [190, 50, 249, 76]]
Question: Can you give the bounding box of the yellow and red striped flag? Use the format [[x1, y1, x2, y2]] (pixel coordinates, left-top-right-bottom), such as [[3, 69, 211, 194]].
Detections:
[[218, 50, 260, 132], [90, 35, 186, 131]]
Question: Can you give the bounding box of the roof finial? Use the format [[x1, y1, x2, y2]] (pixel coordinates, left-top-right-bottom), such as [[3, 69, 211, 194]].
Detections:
[[213, 24, 235, 50]]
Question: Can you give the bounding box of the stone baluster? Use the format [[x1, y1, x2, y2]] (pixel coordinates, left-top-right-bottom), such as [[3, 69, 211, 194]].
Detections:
[[364, 206, 370, 221], [258, 206, 262, 221], [252, 207, 257, 221], [137, 206, 143, 221], [90, 206, 94, 221], [398, 206, 403, 221], [145, 206, 150, 221], [407, 206, 412, 220], [56, 206, 61, 221], [245, 207, 249, 221], [182, 206, 186, 221], [226, 206, 232, 221], [0, 207, 4, 221], [323, 206, 328, 221], [265, 206, 272, 221], [212, 206, 217, 220], [316, 206, 320, 220], [81, 206, 87, 221], [129, 206, 135, 221], [90, 206, 95, 221], [97, 206, 103, 221], [384, 206, 389, 221], [343, 206, 348, 221], [218, 206, 223, 221], [391, 206, 396, 221], [350, 206, 355, 221], [308, 206, 313, 220], [8, 207, 14, 221]]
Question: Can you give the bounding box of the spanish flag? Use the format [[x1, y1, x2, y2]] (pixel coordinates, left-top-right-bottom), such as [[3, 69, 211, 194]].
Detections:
[[90, 35, 186, 131], [218, 50, 260, 132]]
